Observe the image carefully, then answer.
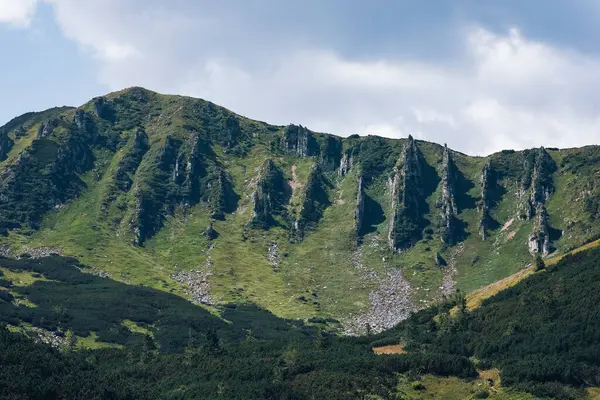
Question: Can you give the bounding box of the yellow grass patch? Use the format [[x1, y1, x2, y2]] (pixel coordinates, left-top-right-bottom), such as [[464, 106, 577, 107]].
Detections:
[[373, 344, 406, 355], [588, 387, 600, 400]]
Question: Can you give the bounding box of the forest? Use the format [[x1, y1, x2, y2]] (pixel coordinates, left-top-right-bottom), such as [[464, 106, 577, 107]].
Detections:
[[1, 246, 600, 399]]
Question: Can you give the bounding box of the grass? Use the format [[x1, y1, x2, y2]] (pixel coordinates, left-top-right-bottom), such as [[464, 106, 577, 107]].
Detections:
[[7, 139, 590, 324], [6, 322, 121, 350], [0, 266, 52, 286], [589, 387, 600, 400], [463, 236, 600, 311], [4, 90, 600, 327], [372, 343, 406, 355], [396, 372, 542, 400], [2, 125, 38, 169], [77, 332, 123, 350], [121, 320, 153, 337]]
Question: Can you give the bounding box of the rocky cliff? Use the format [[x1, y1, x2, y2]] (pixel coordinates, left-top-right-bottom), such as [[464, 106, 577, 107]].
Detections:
[[437, 144, 459, 246], [280, 124, 319, 157], [0, 87, 599, 324], [250, 159, 288, 228], [387, 135, 428, 252], [528, 205, 551, 256], [518, 147, 556, 220], [355, 176, 365, 239], [478, 161, 492, 240], [294, 163, 330, 240]]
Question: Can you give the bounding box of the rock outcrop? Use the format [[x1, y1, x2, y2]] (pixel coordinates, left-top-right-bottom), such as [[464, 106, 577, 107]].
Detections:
[[183, 133, 210, 204], [280, 124, 319, 157], [13, 126, 27, 138], [338, 150, 353, 177], [435, 252, 447, 267], [528, 205, 550, 256], [205, 167, 236, 220], [127, 131, 238, 245], [0, 109, 100, 229], [519, 147, 556, 220], [294, 163, 329, 240], [37, 118, 60, 138], [129, 136, 180, 245], [355, 176, 365, 238], [250, 159, 287, 228], [114, 128, 149, 192], [319, 136, 342, 172], [479, 161, 492, 240], [205, 222, 218, 240], [388, 135, 427, 252], [437, 144, 459, 246], [92, 96, 113, 120]]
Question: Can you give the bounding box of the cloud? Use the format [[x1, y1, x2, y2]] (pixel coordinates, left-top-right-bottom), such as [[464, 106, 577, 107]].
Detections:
[[30, 2, 600, 154], [0, 0, 38, 27]]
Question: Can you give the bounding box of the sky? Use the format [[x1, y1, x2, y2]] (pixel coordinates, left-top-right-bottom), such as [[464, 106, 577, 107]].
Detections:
[[1, 1, 600, 155]]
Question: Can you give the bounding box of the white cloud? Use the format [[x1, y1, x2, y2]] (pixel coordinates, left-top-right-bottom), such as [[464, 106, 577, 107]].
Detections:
[[32, 2, 600, 154], [0, 0, 38, 27]]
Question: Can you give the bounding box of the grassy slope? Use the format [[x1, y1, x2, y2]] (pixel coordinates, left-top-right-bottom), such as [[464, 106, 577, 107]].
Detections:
[[2, 89, 600, 323], [396, 371, 543, 400]]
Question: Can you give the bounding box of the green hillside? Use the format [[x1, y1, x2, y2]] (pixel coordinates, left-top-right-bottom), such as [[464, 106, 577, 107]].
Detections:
[[374, 243, 600, 400], [0, 255, 556, 399], [1, 87, 600, 332], [3, 240, 599, 398]]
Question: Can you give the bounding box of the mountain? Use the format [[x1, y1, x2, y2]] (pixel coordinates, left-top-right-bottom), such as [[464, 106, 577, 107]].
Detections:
[[1, 87, 600, 334]]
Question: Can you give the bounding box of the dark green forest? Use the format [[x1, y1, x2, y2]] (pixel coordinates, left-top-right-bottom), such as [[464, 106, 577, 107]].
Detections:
[[0, 256, 471, 399], [1, 246, 600, 399], [375, 247, 600, 400]]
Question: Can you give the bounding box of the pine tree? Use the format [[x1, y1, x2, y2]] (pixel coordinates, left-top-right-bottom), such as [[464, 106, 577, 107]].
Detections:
[[535, 254, 546, 271]]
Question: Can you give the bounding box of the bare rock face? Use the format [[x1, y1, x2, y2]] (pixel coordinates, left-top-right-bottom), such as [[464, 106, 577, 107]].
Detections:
[[528, 205, 551, 256], [183, 133, 209, 204], [131, 183, 147, 246], [355, 176, 365, 238], [280, 124, 319, 157], [388, 135, 426, 252], [518, 147, 556, 220], [267, 241, 281, 272], [37, 118, 60, 138], [438, 144, 459, 246], [343, 268, 415, 335], [338, 150, 353, 177], [250, 159, 287, 228], [479, 161, 492, 240], [92, 96, 114, 120], [172, 153, 187, 186], [73, 109, 97, 141], [294, 163, 329, 240]]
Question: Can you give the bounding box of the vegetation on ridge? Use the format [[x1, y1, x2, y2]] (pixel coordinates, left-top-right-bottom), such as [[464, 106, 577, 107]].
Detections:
[[1, 87, 600, 326]]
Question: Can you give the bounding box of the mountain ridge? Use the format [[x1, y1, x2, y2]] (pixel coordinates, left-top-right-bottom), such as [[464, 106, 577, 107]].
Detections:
[[1, 86, 600, 333]]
